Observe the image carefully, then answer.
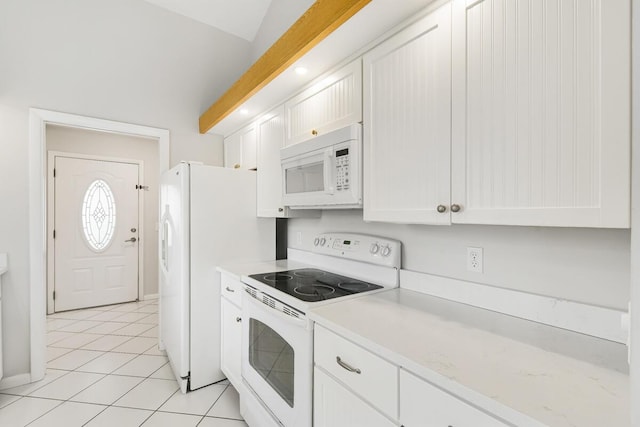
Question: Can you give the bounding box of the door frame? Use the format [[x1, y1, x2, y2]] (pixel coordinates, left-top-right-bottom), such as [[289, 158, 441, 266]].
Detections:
[[47, 151, 145, 314], [29, 108, 170, 383]]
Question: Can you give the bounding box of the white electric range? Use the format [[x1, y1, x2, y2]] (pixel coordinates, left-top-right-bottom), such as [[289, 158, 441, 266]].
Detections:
[[238, 233, 401, 427]]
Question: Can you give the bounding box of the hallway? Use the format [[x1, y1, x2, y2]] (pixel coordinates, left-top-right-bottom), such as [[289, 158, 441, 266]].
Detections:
[[0, 298, 246, 426]]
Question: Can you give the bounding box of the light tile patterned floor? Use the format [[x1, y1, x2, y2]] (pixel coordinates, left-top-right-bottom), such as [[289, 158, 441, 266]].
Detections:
[[0, 299, 248, 427]]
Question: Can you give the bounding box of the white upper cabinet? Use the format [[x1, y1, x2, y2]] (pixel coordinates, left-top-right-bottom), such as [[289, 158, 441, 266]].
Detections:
[[363, 3, 452, 224], [256, 106, 320, 218], [285, 59, 363, 146], [451, 0, 630, 227], [224, 124, 257, 170]]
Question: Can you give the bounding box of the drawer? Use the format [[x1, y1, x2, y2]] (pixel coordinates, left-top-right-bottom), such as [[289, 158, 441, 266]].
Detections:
[[220, 273, 243, 307], [400, 369, 509, 427], [314, 325, 398, 419]]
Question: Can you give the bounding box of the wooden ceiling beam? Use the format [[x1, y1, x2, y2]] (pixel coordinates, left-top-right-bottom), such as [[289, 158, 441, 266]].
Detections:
[[198, 0, 372, 134]]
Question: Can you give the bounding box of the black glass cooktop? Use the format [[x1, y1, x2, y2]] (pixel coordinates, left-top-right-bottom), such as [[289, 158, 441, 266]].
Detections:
[[248, 268, 383, 303]]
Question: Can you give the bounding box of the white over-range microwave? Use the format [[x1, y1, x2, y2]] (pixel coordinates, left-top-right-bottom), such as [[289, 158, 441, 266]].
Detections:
[[280, 124, 362, 209]]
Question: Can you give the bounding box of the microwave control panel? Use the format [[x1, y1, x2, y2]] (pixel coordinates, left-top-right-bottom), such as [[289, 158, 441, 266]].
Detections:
[[335, 148, 350, 192]]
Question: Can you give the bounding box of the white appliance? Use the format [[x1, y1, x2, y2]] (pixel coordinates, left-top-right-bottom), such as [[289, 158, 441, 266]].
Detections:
[[0, 253, 6, 381], [159, 163, 275, 392], [280, 124, 362, 209], [239, 233, 401, 427]]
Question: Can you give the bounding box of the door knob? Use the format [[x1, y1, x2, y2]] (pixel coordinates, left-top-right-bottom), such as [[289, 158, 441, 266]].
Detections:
[[451, 204, 461, 213], [125, 237, 137, 243], [130, 228, 137, 232]]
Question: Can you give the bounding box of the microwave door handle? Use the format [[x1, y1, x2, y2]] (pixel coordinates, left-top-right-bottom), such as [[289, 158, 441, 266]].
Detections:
[[324, 149, 334, 195]]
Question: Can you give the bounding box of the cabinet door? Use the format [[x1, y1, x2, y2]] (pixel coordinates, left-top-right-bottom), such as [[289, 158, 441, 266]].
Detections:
[[285, 59, 362, 146], [363, 3, 452, 224], [314, 368, 396, 427], [224, 124, 256, 170], [400, 369, 508, 427], [221, 298, 242, 389], [451, 0, 630, 227]]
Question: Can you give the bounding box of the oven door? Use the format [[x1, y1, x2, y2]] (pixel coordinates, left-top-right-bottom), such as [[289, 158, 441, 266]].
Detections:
[[241, 288, 313, 427]]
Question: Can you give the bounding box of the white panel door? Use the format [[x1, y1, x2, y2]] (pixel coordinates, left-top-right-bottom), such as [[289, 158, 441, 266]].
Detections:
[[54, 156, 139, 311], [451, 0, 630, 227], [221, 297, 242, 389], [285, 59, 362, 146], [363, 3, 452, 224], [313, 367, 396, 427]]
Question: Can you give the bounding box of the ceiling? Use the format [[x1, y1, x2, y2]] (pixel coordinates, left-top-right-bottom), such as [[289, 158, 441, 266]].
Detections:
[[142, 0, 273, 41]]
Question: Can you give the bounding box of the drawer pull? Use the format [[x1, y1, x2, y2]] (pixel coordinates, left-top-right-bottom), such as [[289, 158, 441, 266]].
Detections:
[[236, 317, 242, 322], [336, 356, 361, 374], [225, 286, 235, 293]]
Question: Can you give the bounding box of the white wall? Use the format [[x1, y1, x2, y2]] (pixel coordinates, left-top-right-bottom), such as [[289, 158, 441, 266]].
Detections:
[[250, 0, 314, 61], [288, 211, 630, 310], [46, 125, 161, 298], [0, 0, 252, 379]]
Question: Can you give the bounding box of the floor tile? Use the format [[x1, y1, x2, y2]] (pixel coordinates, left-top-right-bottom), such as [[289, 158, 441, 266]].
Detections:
[[111, 336, 157, 354], [81, 334, 133, 351], [56, 320, 104, 333], [47, 349, 105, 370], [206, 385, 242, 420], [149, 362, 175, 380], [159, 383, 226, 415], [47, 346, 73, 362], [71, 375, 144, 405], [198, 418, 248, 427], [88, 310, 132, 322], [0, 396, 62, 425], [141, 411, 201, 426], [143, 344, 166, 356], [30, 371, 104, 400], [135, 304, 158, 313], [76, 352, 138, 374], [109, 302, 144, 312], [28, 401, 106, 427], [48, 309, 104, 320], [0, 369, 69, 396], [113, 378, 179, 410], [112, 322, 155, 337], [0, 393, 20, 409], [49, 332, 102, 349], [138, 313, 158, 324], [84, 406, 153, 427], [113, 354, 169, 377], [46, 330, 75, 345], [47, 318, 77, 331], [85, 321, 129, 334], [112, 311, 154, 322], [140, 326, 158, 338]]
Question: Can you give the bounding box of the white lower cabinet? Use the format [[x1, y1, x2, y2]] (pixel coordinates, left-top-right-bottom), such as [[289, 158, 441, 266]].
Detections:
[[400, 369, 508, 427], [314, 367, 396, 427], [220, 274, 243, 390]]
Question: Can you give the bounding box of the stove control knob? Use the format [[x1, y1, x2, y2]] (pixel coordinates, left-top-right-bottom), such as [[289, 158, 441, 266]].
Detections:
[[314, 237, 320, 246], [381, 245, 391, 257], [319, 237, 326, 246], [370, 243, 380, 254]]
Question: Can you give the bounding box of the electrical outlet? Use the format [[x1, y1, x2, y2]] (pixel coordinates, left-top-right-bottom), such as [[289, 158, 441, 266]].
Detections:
[[467, 247, 483, 273]]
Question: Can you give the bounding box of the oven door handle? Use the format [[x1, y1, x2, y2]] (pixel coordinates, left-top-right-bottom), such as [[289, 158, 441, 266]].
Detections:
[[244, 288, 308, 328]]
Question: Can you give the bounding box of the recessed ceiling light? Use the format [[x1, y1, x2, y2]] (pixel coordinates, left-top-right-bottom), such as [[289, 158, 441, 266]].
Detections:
[[239, 108, 249, 115], [295, 66, 308, 76]]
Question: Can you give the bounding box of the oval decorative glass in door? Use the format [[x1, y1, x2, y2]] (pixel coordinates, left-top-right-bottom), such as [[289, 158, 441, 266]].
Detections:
[[81, 179, 116, 251]]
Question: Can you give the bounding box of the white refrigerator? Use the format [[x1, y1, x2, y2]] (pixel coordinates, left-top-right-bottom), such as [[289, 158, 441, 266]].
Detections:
[[159, 162, 274, 392]]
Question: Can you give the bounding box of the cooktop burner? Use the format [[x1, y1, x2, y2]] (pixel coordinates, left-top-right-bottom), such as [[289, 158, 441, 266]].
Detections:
[[248, 268, 383, 302]]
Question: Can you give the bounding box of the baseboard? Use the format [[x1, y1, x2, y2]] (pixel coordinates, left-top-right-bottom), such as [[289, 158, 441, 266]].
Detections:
[[143, 293, 158, 301], [0, 373, 32, 390]]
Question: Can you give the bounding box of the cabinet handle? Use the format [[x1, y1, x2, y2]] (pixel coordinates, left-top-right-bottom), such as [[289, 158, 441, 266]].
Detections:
[[436, 204, 447, 213], [451, 204, 461, 213], [234, 164, 241, 169], [336, 356, 361, 374], [311, 129, 318, 136], [236, 317, 242, 322], [278, 207, 284, 212], [225, 286, 235, 293]]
